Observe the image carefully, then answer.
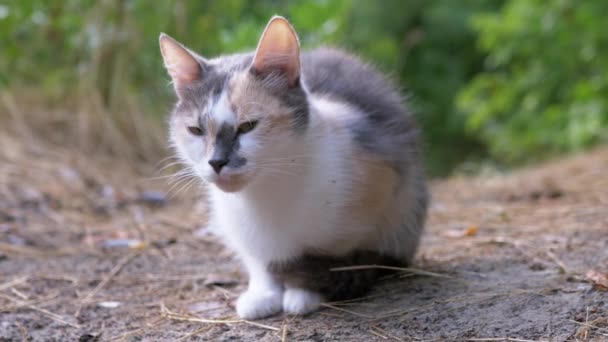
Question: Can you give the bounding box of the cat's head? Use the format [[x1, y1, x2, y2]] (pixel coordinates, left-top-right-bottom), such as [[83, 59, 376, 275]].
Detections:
[[160, 16, 308, 193]]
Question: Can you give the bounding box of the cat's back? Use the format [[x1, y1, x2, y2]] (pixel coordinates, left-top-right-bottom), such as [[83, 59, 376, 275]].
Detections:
[[302, 47, 402, 111], [302, 47, 420, 167]]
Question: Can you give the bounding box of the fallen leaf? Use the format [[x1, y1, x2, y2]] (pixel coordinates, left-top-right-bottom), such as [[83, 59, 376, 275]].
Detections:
[[586, 270, 608, 290], [444, 225, 478, 238], [464, 225, 478, 236]]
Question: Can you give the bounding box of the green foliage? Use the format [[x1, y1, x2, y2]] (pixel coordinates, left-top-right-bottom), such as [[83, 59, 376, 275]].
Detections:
[[459, 0, 608, 163], [1, 0, 605, 175], [341, 0, 503, 174]]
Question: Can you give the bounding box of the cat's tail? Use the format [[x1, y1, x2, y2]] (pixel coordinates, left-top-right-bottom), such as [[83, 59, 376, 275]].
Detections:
[[269, 250, 404, 301]]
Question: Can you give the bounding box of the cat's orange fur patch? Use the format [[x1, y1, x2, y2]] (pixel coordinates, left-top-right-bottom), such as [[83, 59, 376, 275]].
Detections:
[[228, 73, 297, 133], [347, 152, 396, 221]]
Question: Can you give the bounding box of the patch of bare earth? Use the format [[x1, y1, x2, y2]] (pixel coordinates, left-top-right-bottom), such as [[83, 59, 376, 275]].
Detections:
[[1, 133, 607, 341]]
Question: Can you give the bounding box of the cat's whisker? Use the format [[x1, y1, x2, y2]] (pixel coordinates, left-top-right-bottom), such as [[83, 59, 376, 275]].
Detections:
[[161, 168, 194, 180], [153, 155, 181, 169], [167, 175, 196, 186], [166, 173, 197, 195], [157, 161, 188, 173], [145, 174, 184, 181], [167, 171, 198, 186], [168, 177, 200, 199], [145, 168, 193, 181]]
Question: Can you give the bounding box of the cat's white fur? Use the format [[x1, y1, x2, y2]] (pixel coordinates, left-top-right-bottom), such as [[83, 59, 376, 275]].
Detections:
[[207, 96, 360, 317]]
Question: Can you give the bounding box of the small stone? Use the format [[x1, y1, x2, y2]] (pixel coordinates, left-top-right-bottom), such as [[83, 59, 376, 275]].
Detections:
[[7, 234, 27, 246], [97, 301, 122, 309], [79, 333, 101, 342], [138, 190, 167, 206]]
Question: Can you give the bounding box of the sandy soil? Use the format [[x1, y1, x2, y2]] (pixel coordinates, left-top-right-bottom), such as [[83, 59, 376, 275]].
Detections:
[[0, 134, 607, 341]]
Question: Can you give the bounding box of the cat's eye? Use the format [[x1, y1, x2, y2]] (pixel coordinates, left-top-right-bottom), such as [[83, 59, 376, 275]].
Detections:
[[187, 126, 205, 136], [237, 120, 259, 135]]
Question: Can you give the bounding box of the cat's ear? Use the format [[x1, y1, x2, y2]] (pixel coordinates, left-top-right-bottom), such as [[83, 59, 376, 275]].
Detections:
[[251, 16, 301, 87], [159, 33, 203, 94]]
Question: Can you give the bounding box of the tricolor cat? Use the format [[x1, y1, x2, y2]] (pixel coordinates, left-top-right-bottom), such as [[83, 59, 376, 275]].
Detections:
[[159, 16, 428, 320]]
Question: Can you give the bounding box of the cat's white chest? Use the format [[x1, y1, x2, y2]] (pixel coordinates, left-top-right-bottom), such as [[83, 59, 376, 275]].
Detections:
[[208, 163, 346, 263]]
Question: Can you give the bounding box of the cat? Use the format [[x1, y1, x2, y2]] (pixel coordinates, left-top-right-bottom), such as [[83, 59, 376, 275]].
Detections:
[[159, 16, 428, 320]]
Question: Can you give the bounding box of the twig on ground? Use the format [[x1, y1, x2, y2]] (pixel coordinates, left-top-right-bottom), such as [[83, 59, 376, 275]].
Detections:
[[0, 276, 28, 291], [0, 293, 80, 328], [10, 287, 29, 300], [369, 327, 389, 339], [108, 317, 165, 341], [374, 289, 541, 321], [280, 323, 288, 342], [0, 242, 61, 257], [545, 250, 569, 274], [0, 291, 60, 313], [370, 325, 409, 341], [75, 251, 140, 317], [160, 302, 279, 331], [320, 303, 373, 318], [465, 338, 546, 342], [481, 237, 573, 275], [571, 317, 608, 338], [325, 291, 400, 305], [329, 265, 451, 278], [171, 325, 213, 342]]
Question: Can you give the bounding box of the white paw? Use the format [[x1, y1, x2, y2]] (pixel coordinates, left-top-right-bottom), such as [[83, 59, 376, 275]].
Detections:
[[236, 289, 283, 320], [283, 288, 322, 315]]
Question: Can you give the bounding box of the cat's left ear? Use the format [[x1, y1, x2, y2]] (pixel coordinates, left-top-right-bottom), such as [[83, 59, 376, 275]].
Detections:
[[251, 16, 301, 87], [159, 33, 204, 95]]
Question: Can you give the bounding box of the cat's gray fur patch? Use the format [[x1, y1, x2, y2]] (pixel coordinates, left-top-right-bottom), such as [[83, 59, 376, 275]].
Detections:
[[211, 122, 247, 169], [174, 47, 419, 166], [301, 48, 421, 175], [175, 53, 309, 132], [176, 47, 419, 175], [268, 250, 404, 301]]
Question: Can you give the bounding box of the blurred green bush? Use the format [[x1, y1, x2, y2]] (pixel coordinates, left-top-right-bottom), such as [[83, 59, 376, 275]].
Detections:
[[1, 0, 606, 176], [459, 0, 608, 164]]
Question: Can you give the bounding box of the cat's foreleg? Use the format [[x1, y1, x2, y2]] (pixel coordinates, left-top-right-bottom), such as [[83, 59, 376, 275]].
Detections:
[[236, 255, 283, 319], [282, 287, 323, 315]]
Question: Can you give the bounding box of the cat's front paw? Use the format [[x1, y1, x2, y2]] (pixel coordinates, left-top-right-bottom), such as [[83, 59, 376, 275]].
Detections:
[[236, 289, 283, 320], [283, 288, 322, 315]]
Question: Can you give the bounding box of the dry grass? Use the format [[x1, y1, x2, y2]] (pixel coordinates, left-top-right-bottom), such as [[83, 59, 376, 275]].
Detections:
[[0, 88, 166, 168], [160, 302, 280, 331]]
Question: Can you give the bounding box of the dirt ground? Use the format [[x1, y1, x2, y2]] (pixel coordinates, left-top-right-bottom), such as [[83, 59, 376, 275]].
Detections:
[[1, 133, 607, 341]]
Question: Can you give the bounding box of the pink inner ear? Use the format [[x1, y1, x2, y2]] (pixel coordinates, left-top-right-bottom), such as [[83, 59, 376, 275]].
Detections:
[[160, 36, 201, 87], [252, 17, 301, 86]]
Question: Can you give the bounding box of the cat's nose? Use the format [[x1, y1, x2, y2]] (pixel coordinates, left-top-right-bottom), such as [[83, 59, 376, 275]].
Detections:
[[208, 158, 228, 174]]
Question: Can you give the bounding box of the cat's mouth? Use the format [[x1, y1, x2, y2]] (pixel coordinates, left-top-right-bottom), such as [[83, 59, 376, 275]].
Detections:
[[209, 172, 249, 193]]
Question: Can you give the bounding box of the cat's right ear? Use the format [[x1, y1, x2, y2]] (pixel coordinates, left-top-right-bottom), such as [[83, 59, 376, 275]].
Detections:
[[251, 16, 301, 87], [159, 33, 203, 95]]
